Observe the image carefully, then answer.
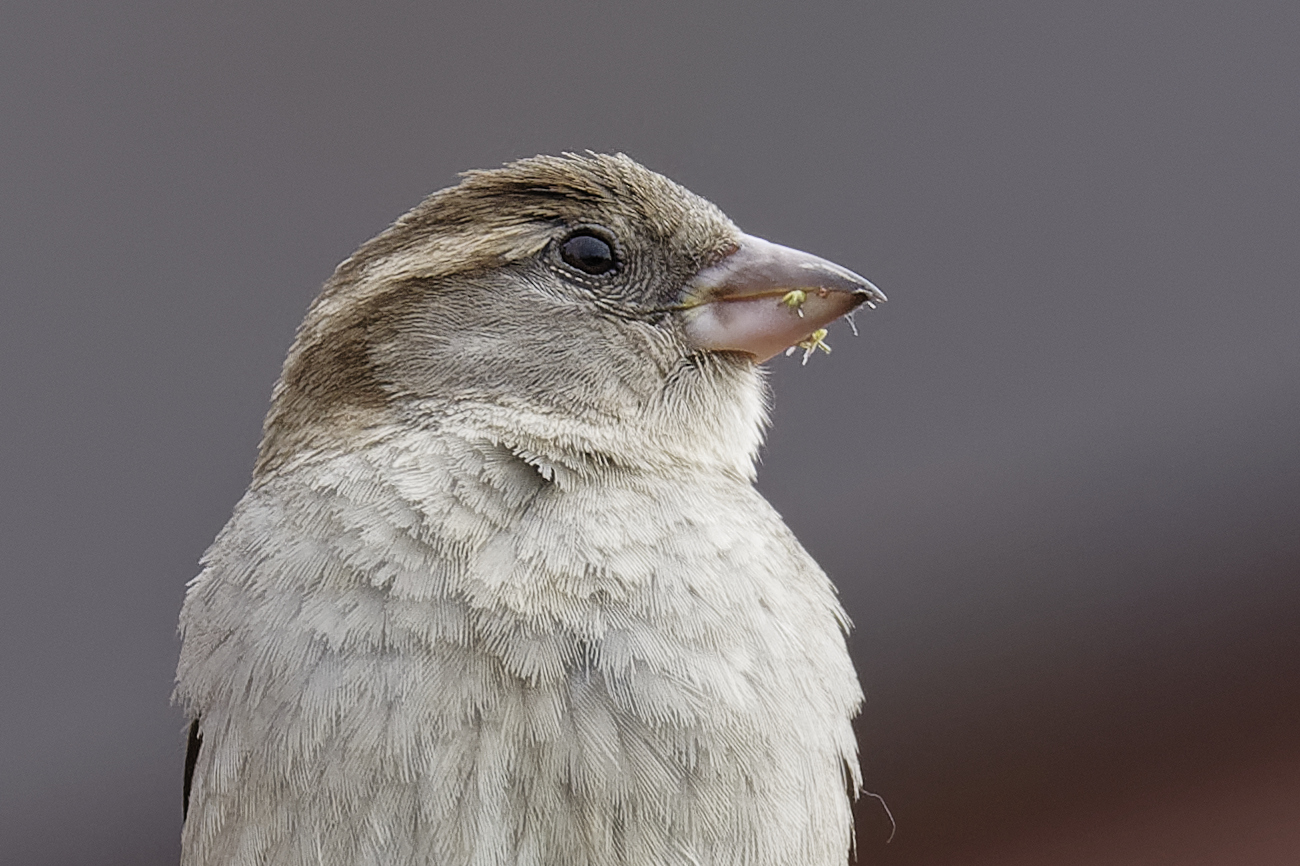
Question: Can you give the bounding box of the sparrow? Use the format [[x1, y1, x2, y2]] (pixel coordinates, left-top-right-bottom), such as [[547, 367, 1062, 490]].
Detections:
[[175, 152, 885, 866]]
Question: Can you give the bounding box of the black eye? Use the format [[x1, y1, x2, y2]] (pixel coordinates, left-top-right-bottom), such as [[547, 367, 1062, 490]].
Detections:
[[560, 232, 617, 275]]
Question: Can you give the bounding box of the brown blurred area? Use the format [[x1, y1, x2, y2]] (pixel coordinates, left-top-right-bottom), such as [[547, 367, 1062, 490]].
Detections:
[[849, 584, 1300, 863], [2, 2, 1297, 864], [825, 439, 1300, 863]]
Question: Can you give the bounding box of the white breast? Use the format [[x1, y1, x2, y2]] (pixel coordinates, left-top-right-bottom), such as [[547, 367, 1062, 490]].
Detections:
[[176, 427, 861, 866]]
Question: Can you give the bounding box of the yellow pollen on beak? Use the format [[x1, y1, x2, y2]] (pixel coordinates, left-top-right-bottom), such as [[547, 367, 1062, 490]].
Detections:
[[780, 289, 808, 316], [786, 328, 832, 365]]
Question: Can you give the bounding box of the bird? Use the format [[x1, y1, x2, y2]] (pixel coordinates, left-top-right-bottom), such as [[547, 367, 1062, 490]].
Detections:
[[175, 152, 885, 866]]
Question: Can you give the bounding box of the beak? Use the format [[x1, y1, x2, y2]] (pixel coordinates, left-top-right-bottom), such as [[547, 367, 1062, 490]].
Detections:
[[678, 234, 886, 362]]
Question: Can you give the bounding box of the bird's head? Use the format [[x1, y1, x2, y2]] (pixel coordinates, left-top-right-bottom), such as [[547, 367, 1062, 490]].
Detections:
[[256, 153, 882, 480]]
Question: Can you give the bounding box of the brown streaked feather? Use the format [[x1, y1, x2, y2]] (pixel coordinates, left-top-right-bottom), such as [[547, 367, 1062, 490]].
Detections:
[[252, 152, 739, 479]]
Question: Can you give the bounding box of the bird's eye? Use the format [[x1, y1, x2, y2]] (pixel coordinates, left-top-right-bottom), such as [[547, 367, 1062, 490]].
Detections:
[[560, 232, 617, 275]]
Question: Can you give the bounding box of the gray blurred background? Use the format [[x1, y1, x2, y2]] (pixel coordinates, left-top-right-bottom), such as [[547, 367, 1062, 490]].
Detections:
[[3, 2, 1298, 864]]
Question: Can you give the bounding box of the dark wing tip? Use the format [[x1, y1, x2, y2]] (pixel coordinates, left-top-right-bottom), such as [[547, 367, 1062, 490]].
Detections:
[[183, 718, 202, 821]]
